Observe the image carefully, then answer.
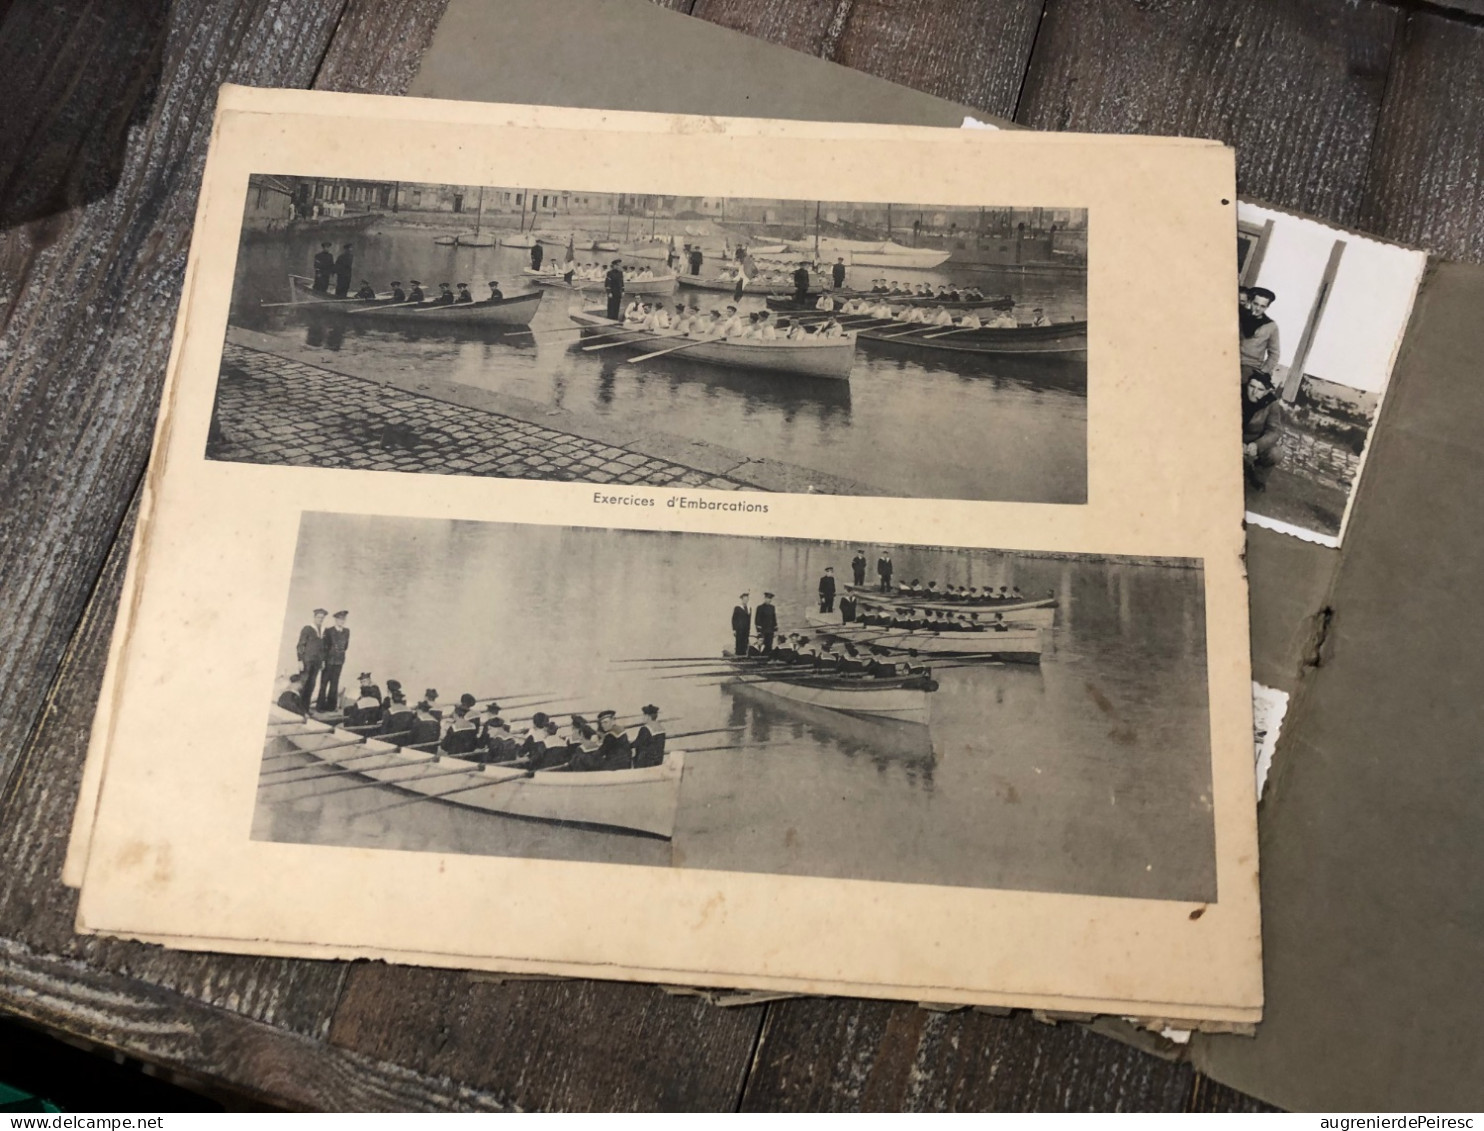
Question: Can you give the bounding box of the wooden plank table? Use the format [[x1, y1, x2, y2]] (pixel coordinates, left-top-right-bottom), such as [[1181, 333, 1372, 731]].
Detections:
[[3, 0, 1480, 1110]]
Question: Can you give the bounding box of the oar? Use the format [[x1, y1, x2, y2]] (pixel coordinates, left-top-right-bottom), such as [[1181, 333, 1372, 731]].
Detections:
[[623, 336, 717, 362], [921, 325, 992, 339], [614, 654, 732, 664], [665, 725, 749, 741], [653, 664, 821, 681], [683, 742, 760, 755], [272, 761, 485, 800], [258, 751, 416, 786], [260, 735, 367, 762], [357, 772, 517, 817], [347, 300, 423, 315], [875, 324, 943, 339]]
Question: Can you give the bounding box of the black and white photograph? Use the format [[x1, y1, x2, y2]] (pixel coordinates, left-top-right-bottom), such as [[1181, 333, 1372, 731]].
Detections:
[[210, 177, 1088, 503], [257, 513, 1215, 902], [1236, 202, 1425, 545]]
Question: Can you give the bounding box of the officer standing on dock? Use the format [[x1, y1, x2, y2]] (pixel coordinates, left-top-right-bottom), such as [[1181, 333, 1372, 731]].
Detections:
[[333, 244, 354, 298], [604, 259, 625, 320], [851, 549, 868, 586], [311, 243, 334, 292], [295, 608, 327, 713]]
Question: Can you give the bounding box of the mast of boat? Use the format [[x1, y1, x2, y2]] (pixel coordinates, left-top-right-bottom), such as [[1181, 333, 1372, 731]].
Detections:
[[650, 196, 657, 241], [474, 186, 485, 241], [814, 201, 821, 261], [886, 202, 892, 241], [518, 190, 526, 234]]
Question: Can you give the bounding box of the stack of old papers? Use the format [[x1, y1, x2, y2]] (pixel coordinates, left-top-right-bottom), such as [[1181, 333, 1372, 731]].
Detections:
[[68, 84, 1267, 1027]]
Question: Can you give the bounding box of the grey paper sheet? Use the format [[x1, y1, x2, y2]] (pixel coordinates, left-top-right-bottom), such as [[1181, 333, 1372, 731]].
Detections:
[[412, 0, 1482, 1109]]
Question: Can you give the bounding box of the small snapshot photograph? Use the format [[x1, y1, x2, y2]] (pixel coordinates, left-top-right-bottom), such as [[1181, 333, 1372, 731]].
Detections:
[[1236, 202, 1426, 544], [256, 513, 1216, 901], [210, 177, 1088, 503]]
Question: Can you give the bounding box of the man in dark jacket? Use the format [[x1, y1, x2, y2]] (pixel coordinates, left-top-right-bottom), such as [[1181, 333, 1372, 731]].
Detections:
[[596, 710, 633, 770], [851, 549, 868, 586], [1242, 372, 1285, 491], [604, 259, 625, 320], [731, 593, 751, 656], [333, 244, 354, 298], [754, 592, 779, 653], [317, 610, 350, 711], [818, 567, 837, 613], [311, 243, 335, 292], [793, 262, 812, 306], [688, 246, 703, 276], [876, 552, 894, 593], [295, 608, 327, 713], [832, 257, 847, 290], [531, 242, 544, 271]]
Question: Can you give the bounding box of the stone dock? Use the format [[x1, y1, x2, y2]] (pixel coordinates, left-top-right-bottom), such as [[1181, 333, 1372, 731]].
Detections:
[[210, 328, 885, 495]]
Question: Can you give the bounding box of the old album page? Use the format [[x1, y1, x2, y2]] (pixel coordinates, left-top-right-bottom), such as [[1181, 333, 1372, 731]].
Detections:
[[70, 85, 1259, 1021]]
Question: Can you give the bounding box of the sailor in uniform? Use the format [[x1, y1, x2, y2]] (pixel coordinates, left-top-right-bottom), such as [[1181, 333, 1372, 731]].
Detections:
[[604, 259, 626, 321], [568, 724, 604, 772], [409, 697, 443, 747], [407, 280, 426, 303], [354, 280, 377, 300], [379, 689, 416, 744], [439, 694, 481, 756], [754, 593, 778, 654], [818, 567, 837, 613], [454, 283, 474, 304], [731, 593, 752, 656], [345, 673, 382, 726], [632, 704, 666, 768], [432, 284, 455, 306], [596, 710, 633, 771], [390, 281, 407, 303], [275, 672, 307, 713], [311, 243, 334, 292], [295, 608, 327, 713]]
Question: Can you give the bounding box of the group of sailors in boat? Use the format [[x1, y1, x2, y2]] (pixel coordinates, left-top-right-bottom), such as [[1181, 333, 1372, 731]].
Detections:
[[623, 301, 846, 340], [818, 293, 1047, 329], [850, 605, 1015, 634], [742, 633, 930, 680], [864, 280, 991, 302], [879, 581, 1038, 604], [534, 261, 663, 283], [278, 674, 666, 772], [347, 279, 505, 305]]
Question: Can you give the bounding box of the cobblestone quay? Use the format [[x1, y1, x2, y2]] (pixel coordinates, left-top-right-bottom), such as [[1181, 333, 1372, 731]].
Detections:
[[210, 343, 751, 489]]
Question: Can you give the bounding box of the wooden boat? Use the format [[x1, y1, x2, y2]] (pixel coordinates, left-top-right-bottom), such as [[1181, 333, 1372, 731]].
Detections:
[[724, 680, 935, 761], [287, 275, 543, 326], [788, 238, 951, 270], [845, 583, 1057, 615], [569, 310, 857, 380], [264, 707, 685, 840], [433, 233, 495, 247], [527, 270, 678, 296], [805, 611, 1043, 662], [500, 234, 537, 249], [848, 593, 1056, 630], [767, 290, 1014, 312], [678, 272, 830, 295], [721, 657, 935, 722], [781, 309, 1087, 357], [847, 241, 953, 270]]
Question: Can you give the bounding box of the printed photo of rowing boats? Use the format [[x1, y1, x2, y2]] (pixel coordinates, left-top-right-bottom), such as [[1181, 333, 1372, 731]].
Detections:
[[254, 514, 1217, 902], [212, 177, 1088, 503]]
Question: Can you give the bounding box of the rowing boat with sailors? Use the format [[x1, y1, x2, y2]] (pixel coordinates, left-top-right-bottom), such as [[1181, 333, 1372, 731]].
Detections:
[[283, 274, 543, 327], [568, 308, 857, 380], [265, 705, 684, 839], [777, 303, 1087, 357], [719, 648, 938, 722], [804, 608, 1044, 662], [525, 263, 679, 295]]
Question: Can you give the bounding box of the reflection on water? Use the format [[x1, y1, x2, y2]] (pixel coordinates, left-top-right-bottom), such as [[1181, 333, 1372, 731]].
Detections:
[[254, 517, 1216, 902], [227, 227, 1087, 502]]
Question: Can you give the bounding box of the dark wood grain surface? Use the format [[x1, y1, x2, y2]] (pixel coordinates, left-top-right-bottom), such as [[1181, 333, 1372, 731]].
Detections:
[[2, 0, 1480, 1111]]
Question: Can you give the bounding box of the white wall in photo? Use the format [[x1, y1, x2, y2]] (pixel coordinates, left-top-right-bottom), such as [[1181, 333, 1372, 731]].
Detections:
[[1239, 202, 1425, 395]]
